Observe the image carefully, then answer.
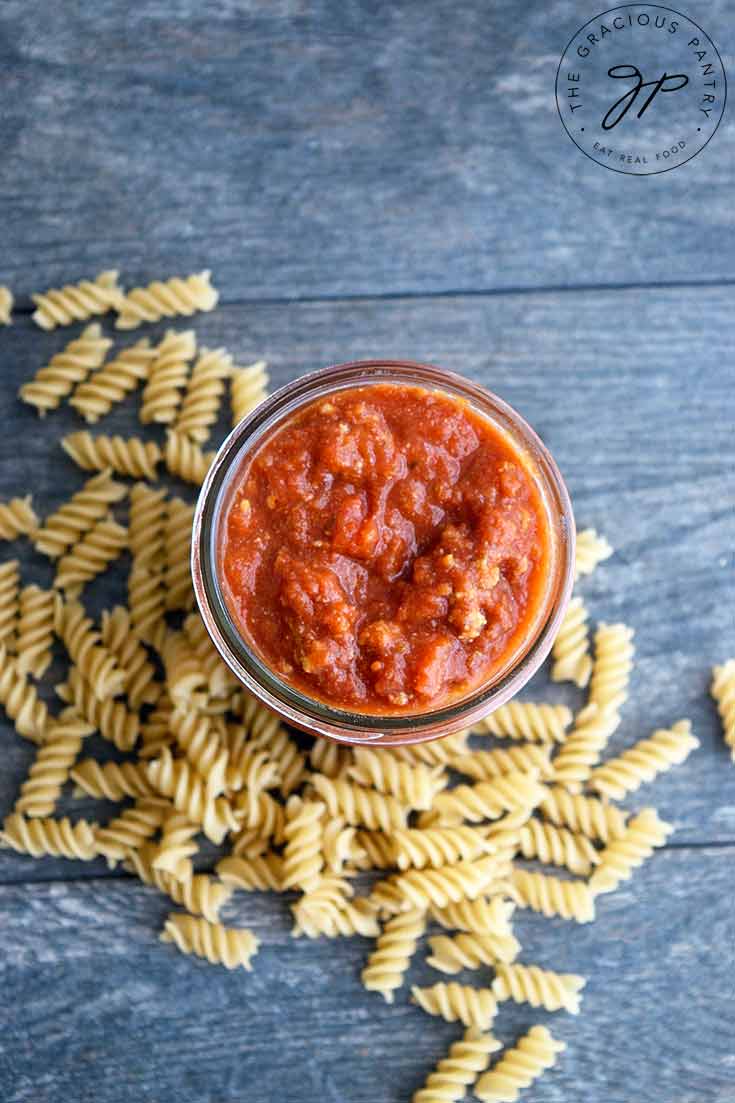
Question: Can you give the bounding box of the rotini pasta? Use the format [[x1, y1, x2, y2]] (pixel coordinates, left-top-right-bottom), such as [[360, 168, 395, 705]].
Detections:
[[62, 431, 162, 480], [0, 812, 97, 860], [164, 498, 195, 611], [492, 962, 586, 1014], [150, 811, 199, 882], [551, 595, 592, 687], [292, 883, 380, 939], [54, 516, 128, 597], [322, 817, 361, 874], [310, 774, 407, 832], [15, 714, 93, 817], [182, 613, 235, 698], [351, 830, 397, 870], [474, 702, 572, 743], [160, 913, 258, 970], [388, 730, 470, 766], [225, 740, 280, 797], [0, 285, 13, 324], [0, 559, 20, 646], [34, 470, 126, 559], [348, 747, 446, 809], [163, 429, 215, 485], [474, 1025, 566, 1103], [412, 1028, 501, 1103], [574, 528, 613, 579], [15, 585, 55, 678], [100, 605, 161, 710], [249, 723, 306, 798], [451, 744, 553, 782], [162, 630, 208, 706], [391, 826, 496, 870], [411, 982, 497, 1031], [510, 868, 595, 923], [69, 339, 157, 422], [426, 930, 521, 973], [361, 908, 427, 1003], [170, 707, 230, 798], [231, 359, 269, 426], [539, 785, 628, 843], [216, 853, 284, 893], [421, 772, 547, 827], [551, 702, 621, 792], [19, 324, 112, 415], [588, 621, 635, 716], [146, 746, 235, 844], [711, 660, 735, 760], [371, 855, 506, 913], [175, 346, 233, 443], [129, 483, 167, 570], [116, 271, 219, 330], [309, 736, 352, 779], [0, 496, 38, 542], [518, 818, 600, 876], [430, 894, 515, 938], [71, 758, 156, 801], [588, 719, 699, 800], [137, 329, 195, 425], [31, 270, 124, 330], [281, 798, 326, 892], [130, 844, 233, 922], [0, 645, 48, 742], [589, 808, 673, 896], [54, 598, 126, 701], [95, 799, 168, 866]]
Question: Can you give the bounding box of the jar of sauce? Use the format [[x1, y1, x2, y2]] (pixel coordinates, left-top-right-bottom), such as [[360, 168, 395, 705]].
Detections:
[[192, 361, 574, 745]]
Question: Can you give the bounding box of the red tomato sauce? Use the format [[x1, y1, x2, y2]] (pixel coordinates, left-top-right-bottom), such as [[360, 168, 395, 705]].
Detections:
[[220, 384, 551, 714]]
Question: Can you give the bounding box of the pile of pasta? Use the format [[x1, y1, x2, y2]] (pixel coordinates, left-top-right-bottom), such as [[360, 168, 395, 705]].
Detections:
[[0, 269, 732, 1103]]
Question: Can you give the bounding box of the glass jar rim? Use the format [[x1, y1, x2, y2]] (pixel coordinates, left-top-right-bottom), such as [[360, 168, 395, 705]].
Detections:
[[192, 360, 575, 745]]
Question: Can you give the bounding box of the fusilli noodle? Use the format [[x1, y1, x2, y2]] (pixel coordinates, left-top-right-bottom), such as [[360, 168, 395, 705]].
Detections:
[[348, 747, 446, 809], [411, 982, 497, 1031], [588, 719, 698, 800], [574, 528, 612, 579], [150, 812, 199, 882], [0, 645, 48, 742], [492, 962, 586, 1014], [451, 744, 553, 782], [588, 621, 635, 716], [15, 585, 55, 678], [0, 559, 20, 646], [589, 808, 673, 896], [69, 339, 157, 422], [71, 758, 156, 801], [426, 930, 521, 973], [15, 714, 93, 817], [31, 270, 124, 330], [361, 908, 427, 1004], [59, 666, 139, 751], [20, 324, 113, 415], [421, 772, 547, 826], [392, 826, 496, 870], [95, 799, 168, 866], [539, 785, 628, 843], [371, 855, 506, 913], [54, 598, 126, 701], [161, 913, 258, 970], [510, 868, 595, 923], [474, 1025, 566, 1103], [34, 470, 126, 559], [146, 746, 235, 844], [230, 359, 269, 426], [62, 431, 161, 480], [116, 271, 219, 330], [164, 429, 215, 485], [140, 328, 196, 424], [0, 496, 38, 542], [711, 660, 735, 759], [217, 853, 284, 893], [474, 703, 571, 743], [310, 774, 407, 832], [551, 702, 621, 792], [0, 812, 97, 860], [100, 605, 161, 710], [54, 516, 128, 597], [430, 895, 515, 937], [412, 1028, 501, 1103], [175, 346, 232, 443], [281, 798, 326, 892], [518, 818, 600, 876], [551, 595, 592, 687]]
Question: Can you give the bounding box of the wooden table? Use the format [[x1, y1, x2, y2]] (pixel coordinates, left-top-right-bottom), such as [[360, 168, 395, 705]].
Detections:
[[1, 3, 733, 1101]]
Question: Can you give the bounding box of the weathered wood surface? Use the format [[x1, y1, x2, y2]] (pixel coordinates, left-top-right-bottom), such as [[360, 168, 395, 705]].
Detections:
[[1, 287, 732, 887], [1, 848, 733, 1103], [0, 0, 733, 300]]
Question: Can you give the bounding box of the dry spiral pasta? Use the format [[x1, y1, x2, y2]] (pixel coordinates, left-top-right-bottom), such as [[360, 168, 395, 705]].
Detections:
[[54, 598, 126, 701], [231, 787, 285, 843], [248, 723, 306, 798], [69, 339, 157, 422], [588, 621, 635, 716], [150, 812, 200, 882], [510, 868, 595, 923], [281, 798, 326, 892], [15, 585, 55, 678], [225, 740, 280, 797], [58, 666, 140, 752], [539, 785, 628, 843], [412, 1028, 501, 1103], [0, 813, 97, 860], [352, 830, 397, 870], [216, 853, 284, 893], [0, 559, 20, 646], [430, 895, 515, 938], [34, 470, 127, 559], [590, 808, 673, 896], [31, 270, 124, 330], [0, 645, 48, 742], [54, 516, 128, 597], [388, 730, 470, 766], [164, 498, 195, 611], [130, 844, 233, 922], [451, 744, 552, 782], [411, 982, 497, 1031], [372, 855, 506, 914], [71, 758, 156, 802], [139, 329, 196, 424], [0, 285, 13, 324], [94, 799, 168, 866], [321, 817, 361, 874], [62, 431, 162, 481], [170, 707, 230, 798], [474, 702, 571, 743], [160, 913, 258, 970], [14, 715, 93, 818], [574, 527, 613, 579], [588, 719, 699, 800], [231, 359, 269, 426], [129, 483, 167, 570], [426, 930, 521, 973], [310, 774, 407, 832], [391, 826, 495, 870], [0, 496, 39, 541], [182, 613, 235, 697], [164, 429, 215, 485], [421, 772, 547, 827], [518, 818, 600, 876], [19, 324, 113, 416], [115, 271, 218, 329], [551, 595, 592, 687], [100, 605, 161, 710], [361, 908, 427, 1004], [551, 702, 621, 792], [162, 630, 208, 706], [293, 881, 379, 939], [492, 962, 586, 1014], [474, 1025, 566, 1103], [348, 747, 446, 810], [175, 346, 233, 443], [146, 746, 235, 844], [308, 736, 352, 778], [711, 660, 735, 759]]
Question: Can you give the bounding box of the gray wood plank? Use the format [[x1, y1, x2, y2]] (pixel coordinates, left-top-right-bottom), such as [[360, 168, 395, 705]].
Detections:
[[0, 0, 733, 300], [1, 847, 733, 1103], [1, 285, 733, 886]]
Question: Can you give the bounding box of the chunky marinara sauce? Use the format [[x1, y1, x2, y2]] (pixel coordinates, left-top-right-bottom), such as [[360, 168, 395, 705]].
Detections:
[[221, 384, 551, 714]]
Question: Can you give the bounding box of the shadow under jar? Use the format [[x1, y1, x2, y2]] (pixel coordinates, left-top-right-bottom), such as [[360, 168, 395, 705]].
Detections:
[[192, 361, 575, 746]]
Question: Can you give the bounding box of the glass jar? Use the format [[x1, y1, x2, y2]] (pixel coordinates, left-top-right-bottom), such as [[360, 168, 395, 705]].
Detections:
[[192, 360, 575, 746]]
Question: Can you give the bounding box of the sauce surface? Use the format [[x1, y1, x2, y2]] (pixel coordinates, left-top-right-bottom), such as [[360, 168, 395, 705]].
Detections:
[[221, 383, 551, 713]]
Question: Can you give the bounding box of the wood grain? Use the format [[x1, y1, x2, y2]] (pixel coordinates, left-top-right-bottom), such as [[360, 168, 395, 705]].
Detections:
[[0, 0, 733, 300], [1, 847, 733, 1103]]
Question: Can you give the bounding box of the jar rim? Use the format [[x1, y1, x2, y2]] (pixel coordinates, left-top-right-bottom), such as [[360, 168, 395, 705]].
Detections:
[[191, 360, 575, 745]]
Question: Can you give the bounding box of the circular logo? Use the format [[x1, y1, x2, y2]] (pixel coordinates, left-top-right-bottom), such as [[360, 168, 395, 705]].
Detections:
[[555, 4, 726, 175]]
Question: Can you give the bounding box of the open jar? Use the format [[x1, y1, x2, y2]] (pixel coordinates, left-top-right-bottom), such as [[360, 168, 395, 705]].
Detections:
[[192, 360, 575, 746]]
